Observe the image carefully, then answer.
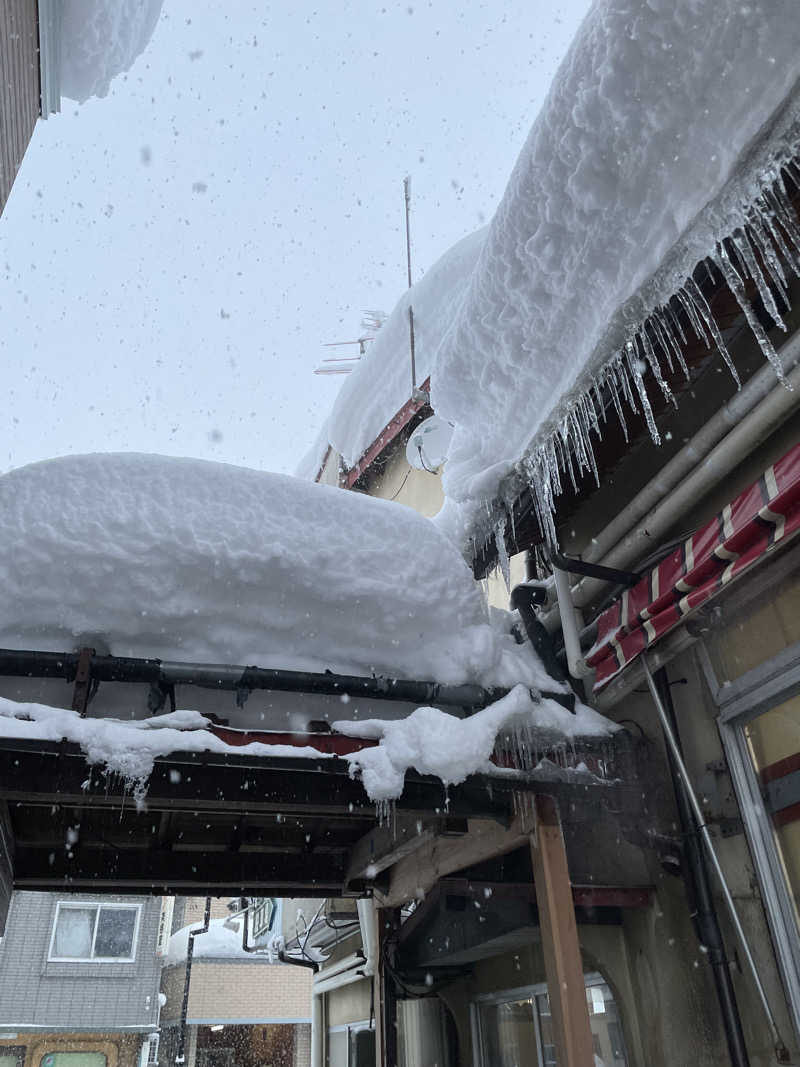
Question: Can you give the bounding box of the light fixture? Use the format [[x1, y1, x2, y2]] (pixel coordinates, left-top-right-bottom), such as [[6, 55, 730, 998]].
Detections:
[[209, 1025, 224, 1032]]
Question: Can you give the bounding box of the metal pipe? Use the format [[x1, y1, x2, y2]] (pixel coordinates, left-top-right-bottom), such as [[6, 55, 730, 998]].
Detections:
[[542, 336, 800, 630], [642, 657, 790, 1062], [652, 667, 750, 1067], [552, 563, 594, 681], [0, 647, 506, 711], [175, 897, 211, 1065]]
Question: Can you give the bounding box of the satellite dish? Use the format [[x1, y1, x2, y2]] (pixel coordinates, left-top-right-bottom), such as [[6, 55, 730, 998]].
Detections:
[[406, 415, 454, 472]]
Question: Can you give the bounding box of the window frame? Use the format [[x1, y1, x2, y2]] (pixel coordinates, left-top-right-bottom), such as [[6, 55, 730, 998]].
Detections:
[[470, 973, 622, 1067], [699, 639, 800, 1040], [47, 901, 142, 963]]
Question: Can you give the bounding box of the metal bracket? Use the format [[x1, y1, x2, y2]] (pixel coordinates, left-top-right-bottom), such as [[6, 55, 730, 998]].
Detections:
[[550, 549, 641, 588], [70, 647, 94, 716]]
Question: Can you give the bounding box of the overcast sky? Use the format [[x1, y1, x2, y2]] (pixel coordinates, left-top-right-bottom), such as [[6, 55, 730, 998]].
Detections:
[[1, 0, 591, 476]]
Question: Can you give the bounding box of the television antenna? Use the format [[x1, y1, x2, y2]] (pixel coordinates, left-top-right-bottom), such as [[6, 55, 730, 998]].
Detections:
[[314, 337, 373, 375]]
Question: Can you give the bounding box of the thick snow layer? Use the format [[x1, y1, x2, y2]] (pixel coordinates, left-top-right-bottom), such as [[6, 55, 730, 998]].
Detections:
[[323, 228, 487, 470], [336, 684, 613, 802], [0, 452, 548, 687], [433, 0, 800, 509], [61, 0, 163, 103]]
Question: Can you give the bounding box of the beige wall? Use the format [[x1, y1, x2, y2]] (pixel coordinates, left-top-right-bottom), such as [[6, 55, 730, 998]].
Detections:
[[161, 961, 312, 1024]]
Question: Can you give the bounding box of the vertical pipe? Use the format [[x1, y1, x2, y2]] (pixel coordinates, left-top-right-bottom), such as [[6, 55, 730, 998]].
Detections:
[[175, 897, 211, 1065], [642, 658, 789, 1062], [652, 666, 751, 1067]]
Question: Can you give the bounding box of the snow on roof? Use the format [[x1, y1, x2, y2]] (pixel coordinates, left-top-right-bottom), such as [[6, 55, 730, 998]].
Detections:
[[314, 227, 487, 473], [60, 0, 163, 103], [0, 452, 545, 688], [433, 0, 800, 542], [304, 0, 800, 550]]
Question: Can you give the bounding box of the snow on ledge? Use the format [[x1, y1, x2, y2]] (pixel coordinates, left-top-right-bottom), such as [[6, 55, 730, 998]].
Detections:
[[60, 0, 164, 103], [0, 697, 330, 806], [0, 686, 615, 805], [334, 685, 614, 802]]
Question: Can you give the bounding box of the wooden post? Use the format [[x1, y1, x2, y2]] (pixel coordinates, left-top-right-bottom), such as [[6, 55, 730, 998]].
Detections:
[[530, 794, 594, 1067], [375, 905, 400, 1067]]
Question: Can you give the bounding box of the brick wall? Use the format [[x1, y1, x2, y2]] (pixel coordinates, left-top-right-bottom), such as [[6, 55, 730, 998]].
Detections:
[[161, 961, 312, 1023]]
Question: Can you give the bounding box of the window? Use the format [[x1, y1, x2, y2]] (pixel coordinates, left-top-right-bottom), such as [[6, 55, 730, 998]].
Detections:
[[705, 638, 800, 1036], [0, 1047, 25, 1067], [472, 974, 628, 1067], [48, 902, 140, 962], [40, 1056, 107, 1067]]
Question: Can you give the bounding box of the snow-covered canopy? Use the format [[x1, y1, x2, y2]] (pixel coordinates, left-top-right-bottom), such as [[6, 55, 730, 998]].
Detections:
[[60, 0, 163, 103], [0, 452, 544, 688], [304, 0, 800, 548]]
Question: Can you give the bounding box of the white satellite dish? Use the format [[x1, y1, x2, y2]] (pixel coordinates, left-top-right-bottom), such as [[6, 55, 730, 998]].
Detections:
[[406, 415, 454, 472]]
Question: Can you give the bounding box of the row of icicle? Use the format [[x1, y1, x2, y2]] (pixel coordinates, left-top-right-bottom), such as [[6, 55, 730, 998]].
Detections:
[[476, 159, 800, 575]]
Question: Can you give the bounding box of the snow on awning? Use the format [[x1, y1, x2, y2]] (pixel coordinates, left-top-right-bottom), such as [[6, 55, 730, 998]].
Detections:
[[586, 442, 800, 691]]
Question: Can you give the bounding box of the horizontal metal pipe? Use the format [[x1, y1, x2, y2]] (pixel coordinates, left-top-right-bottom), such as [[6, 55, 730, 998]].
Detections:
[[0, 647, 517, 711]]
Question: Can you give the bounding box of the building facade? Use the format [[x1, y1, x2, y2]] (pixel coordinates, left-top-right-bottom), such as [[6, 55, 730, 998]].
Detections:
[[158, 897, 313, 1067], [0, 892, 165, 1067]]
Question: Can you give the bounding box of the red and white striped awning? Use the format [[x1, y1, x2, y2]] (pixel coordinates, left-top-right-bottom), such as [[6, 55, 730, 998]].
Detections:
[[587, 441, 800, 691]]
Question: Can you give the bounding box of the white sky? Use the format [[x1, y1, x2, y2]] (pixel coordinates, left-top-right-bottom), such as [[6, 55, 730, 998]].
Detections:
[[1, 0, 591, 476]]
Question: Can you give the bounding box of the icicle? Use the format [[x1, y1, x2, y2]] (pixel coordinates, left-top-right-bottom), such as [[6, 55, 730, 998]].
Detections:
[[651, 307, 689, 380], [625, 344, 660, 445], [494, 515, 511, 591], [665, 299, 688, 346], [675, 283, 712, 347], [604, 362, 629, 441], [639, 322, 675, 404], [761, 189, 800, 275], [731, 227, 788, 332], [714, 241, 785, 383], [747, 213, 789, 299], [684, 276, 741, 386]]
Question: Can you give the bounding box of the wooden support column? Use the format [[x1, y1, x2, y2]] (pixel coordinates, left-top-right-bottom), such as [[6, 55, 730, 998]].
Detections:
[[375, 905, 400, 1067], [530, 794, 594, 1067]]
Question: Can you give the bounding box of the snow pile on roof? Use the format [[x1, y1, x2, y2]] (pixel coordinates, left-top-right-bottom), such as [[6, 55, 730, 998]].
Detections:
[[336, 684, 613, 801], [304, 0, 800, 547], [0, 452, 546, 687], [432, 0, 800, 535], [60, 0, 163, 103], [313, 227, 487, 472]]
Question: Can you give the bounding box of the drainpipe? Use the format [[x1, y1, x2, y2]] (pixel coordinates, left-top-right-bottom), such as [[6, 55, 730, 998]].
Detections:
[[642, 659, 790, 1063], [175, 897, 211, 1065], [552, 562, 595, 681], [651, 666, 750, 1067], [540, 335, 800, 631]]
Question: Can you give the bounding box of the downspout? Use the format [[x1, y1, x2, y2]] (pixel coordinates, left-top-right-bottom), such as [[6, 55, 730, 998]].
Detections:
[[642, 658, 790, 1063], [651, 666, 751, 1067], [540, 335, 800, 631], [175, 897, 211, 1065]]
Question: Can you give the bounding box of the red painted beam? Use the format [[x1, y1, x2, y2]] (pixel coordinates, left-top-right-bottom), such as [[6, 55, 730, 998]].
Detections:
[[343, 378, 431, 489], [571, 885, 654, 909], [210, 724, 378, 757]]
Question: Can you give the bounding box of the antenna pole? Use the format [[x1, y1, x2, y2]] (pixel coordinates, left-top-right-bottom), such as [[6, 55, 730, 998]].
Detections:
[[404, 176, 418, 393]]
